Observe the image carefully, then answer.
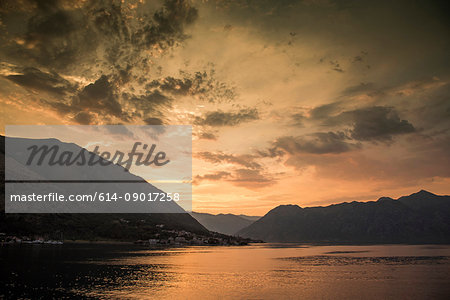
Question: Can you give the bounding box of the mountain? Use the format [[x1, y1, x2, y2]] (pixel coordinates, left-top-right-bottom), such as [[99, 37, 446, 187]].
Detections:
[[237, 214, 261, 222], [237, 190, 450, 244], [0, 135, 209, 240], [4, 136, 186, 213], [190, 212, 260, 235]]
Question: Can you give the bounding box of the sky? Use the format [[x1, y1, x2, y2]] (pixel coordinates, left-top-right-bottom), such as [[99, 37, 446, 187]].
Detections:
[[1, 0, 449, 215]]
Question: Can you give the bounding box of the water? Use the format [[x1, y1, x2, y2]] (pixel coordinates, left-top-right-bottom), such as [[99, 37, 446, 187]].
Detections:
[[1, 243, 449, 299]]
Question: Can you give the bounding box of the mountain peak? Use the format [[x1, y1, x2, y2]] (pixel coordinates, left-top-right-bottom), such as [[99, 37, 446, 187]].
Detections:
[[267, 204, 302, 216], [415, 189, 435, 196], [237, 191, 450, 243], [377, 196, 394, 202], [403, 190, 437, 200], [272, 204, 302, 210]]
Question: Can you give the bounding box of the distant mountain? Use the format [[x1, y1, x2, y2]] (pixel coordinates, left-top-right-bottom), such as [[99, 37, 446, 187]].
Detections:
[[0, 135, 209, 240], [190, 212, 260, 235], [237, 214, 261, 222], [3, 136, 186, 213], [237, 190, 450, 244]]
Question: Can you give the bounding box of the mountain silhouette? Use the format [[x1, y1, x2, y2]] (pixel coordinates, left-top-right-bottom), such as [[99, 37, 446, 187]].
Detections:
[[190, 212, 260, 235], [0, 135, 208, 240], [3, 135, 186, 213], [237, 190, 450, 244]]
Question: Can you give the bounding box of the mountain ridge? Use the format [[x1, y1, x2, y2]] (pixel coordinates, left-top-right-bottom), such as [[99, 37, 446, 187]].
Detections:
[[0, 135, 209, 240], [190, 211, 260, 235], [237, 190, 450, 244]]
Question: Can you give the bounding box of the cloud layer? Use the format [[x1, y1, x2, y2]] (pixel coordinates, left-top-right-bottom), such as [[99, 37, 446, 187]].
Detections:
[[1, 0, 449, 213]]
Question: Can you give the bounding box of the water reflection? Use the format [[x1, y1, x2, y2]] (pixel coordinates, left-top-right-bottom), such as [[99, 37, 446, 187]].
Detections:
[[1, 244, 450, 299]]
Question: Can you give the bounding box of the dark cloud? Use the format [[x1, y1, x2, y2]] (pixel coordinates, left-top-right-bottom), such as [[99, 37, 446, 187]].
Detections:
[[309, 103, 416, 142], [5, 67, 77, 95], [196, 151, 261, 169], [409, 83, 450, 130], [353, 55, 363, 63], [194, 171, 232, 184], [256, 147, 285, 158], [193, 168, 276, 189], [198, 132, 217, 140], [280, 135, 450, 183], [309, 101, 342, 120], [104, 125, 136, 139], [229, 168, 276, 188], [352, 51, 368, 64], [127, 89, 172, 107], [45, 101, 73, 116], [41, 75, 130, 124], [0, 0, 198, 71], [1, 3, 94, 70], [193, 149, 277, 188], [148, 76, 192, 95], [344, 106, 416, 141], [126, 90, 172, 123], [0, 0, 204, 125], [132, 0, 198, 49], [330, 60, 344, 73], [146, 70, 236, 103], [143, 117, 164, 125], [341, 82, 375, 96], [73, 112, 94, 125], [290, 112, 305, 126], [44, 74, 176, 125], [272, 132, 359, 155], [74, 75, 124, 119], [194, 108, 259, 127]]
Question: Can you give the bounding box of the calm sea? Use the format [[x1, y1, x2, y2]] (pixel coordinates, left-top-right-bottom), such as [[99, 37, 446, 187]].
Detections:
[[1, 243, 449, 299]]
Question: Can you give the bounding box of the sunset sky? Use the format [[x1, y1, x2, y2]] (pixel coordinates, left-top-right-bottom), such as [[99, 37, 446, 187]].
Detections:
[[1, 0, 449, 215]]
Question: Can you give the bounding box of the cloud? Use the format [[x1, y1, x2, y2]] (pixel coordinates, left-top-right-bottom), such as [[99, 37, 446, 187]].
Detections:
[[343, 106, 415, 141], [42, 74, 176, 125], [272, 132, 359, 155], [194, 108, 259, 127], [0, 0, 198, 71], [126, 90, 173, 114], [74, 75, 123, 118], [133, 0, 198, 49], [143, 117, 164, 125], [146, 70, 236, 103], [0, 0, 205, 125], [148, 76, 193, 95], [281, 137, 450, 184], [256, 147, 285, 158], [194, 171, 232, 184], [195, 151, 261, 169], [330, 60, 344, 73], [309, 101, 342, 120], [309, 104, 416, 142], [42, 74, 130, 124], [229, 168, 276, 188], [194, 150, 278, 189], [194, 168, 276, 189], [73, 112, 94, 125], [341, 82, 375, 96], [5, 67, 77, 95], [340, 77, 446, 99], [290, 112, 305, 126], [197, 132, 217, 140]]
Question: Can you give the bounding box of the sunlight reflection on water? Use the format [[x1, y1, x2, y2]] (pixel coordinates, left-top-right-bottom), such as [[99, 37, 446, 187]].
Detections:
[[1, 244, 450, 299]]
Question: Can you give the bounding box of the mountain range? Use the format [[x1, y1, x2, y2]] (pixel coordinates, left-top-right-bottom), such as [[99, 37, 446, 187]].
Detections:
[[237, 190, 450, 244], [2, 136, 450, 244], [190, 212, 260, 235], [0, 135, 208, 240]]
